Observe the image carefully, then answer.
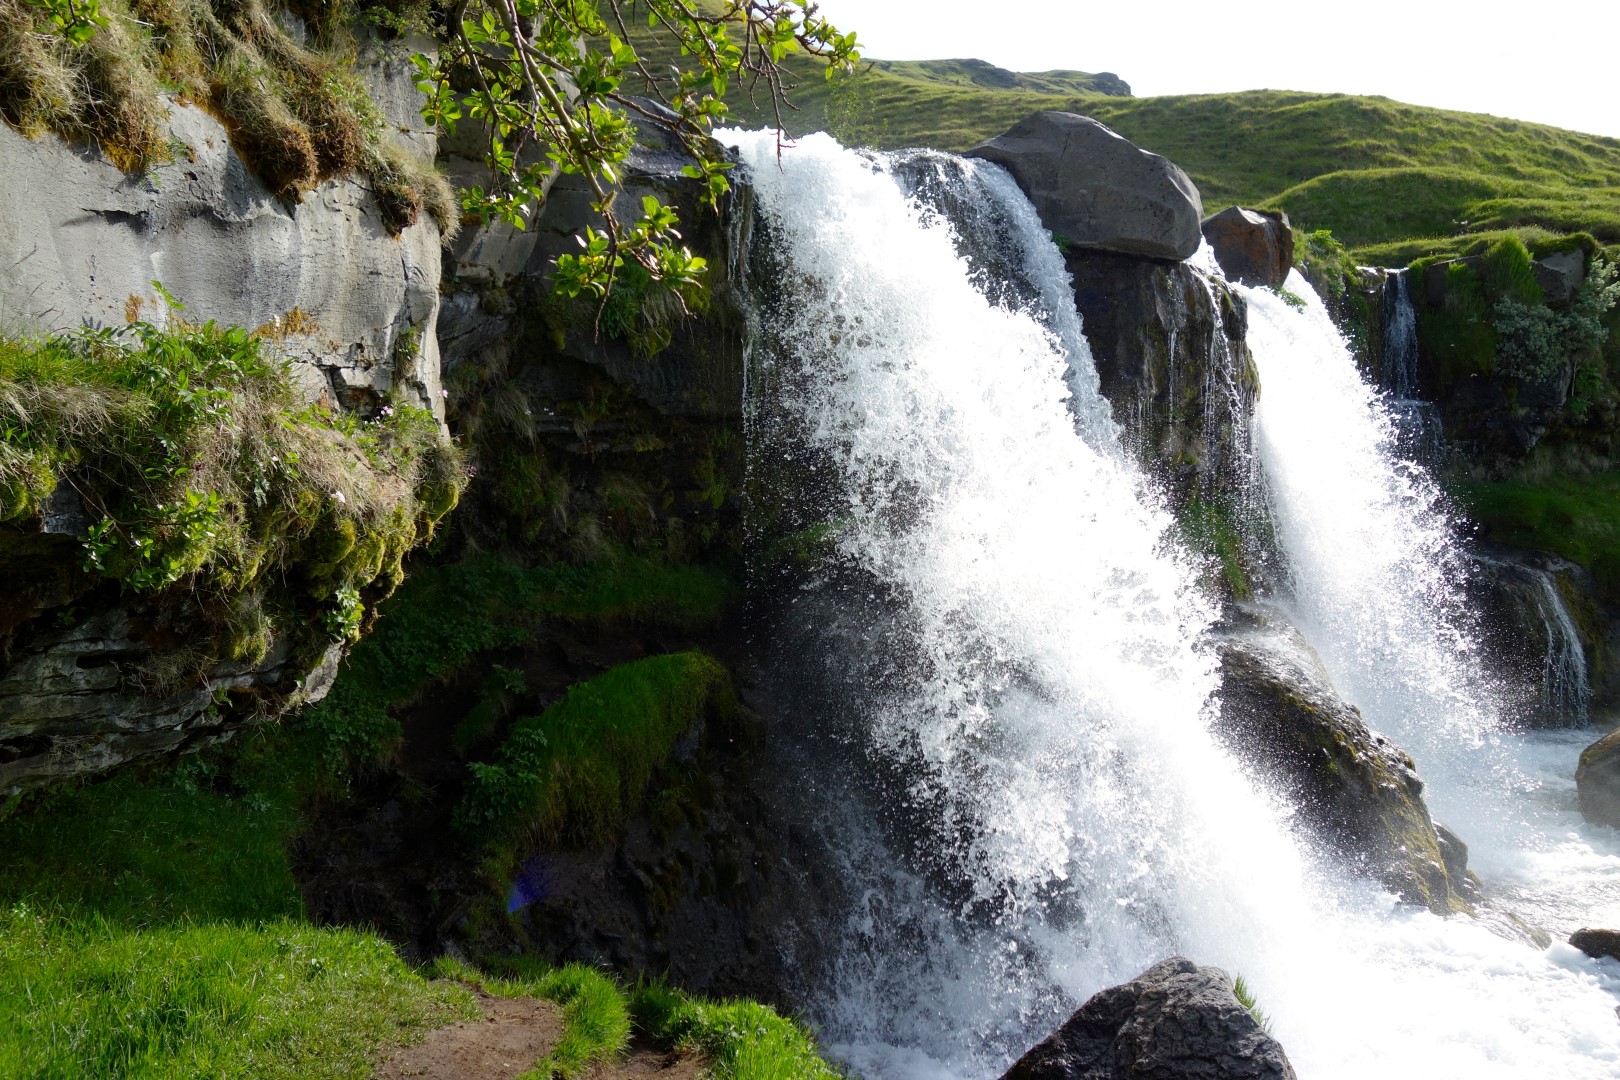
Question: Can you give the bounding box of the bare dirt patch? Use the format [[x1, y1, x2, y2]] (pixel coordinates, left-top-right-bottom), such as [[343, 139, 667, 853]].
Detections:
[[375, 989, 705, 1079], [374, 991, 564, 1079]]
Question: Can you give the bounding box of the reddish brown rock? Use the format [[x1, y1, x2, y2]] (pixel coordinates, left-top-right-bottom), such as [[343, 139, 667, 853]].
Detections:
[[1201, 206, 1295, 287]]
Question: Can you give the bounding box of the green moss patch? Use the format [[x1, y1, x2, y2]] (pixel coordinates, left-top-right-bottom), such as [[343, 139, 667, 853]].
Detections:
[[456, 650, 734, 851], [295, 553, 738, 777], [1454, 471, 1620, 602]]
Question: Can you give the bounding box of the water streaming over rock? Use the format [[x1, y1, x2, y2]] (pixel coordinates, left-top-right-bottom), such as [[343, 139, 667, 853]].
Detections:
[[729, 130, 1620, 1079], [1530, 567, 1592, 722], [1374, 269, 1448, 468]]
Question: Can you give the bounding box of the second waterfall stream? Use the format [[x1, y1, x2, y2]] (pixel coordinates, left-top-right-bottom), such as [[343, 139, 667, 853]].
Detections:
[[723, 129, 1620, 1078]]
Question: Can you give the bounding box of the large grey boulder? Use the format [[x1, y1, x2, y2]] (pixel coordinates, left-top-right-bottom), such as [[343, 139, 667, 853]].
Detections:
[[1000, 957, 1295, 1080], [968, 112, 1203, 261], [1576, 727, 1620, 829], [1201, 207, 1294, 287], [0, 49, 444, 419]]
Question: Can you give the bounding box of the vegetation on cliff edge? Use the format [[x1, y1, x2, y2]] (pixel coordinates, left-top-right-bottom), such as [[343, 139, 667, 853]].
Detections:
[[0, 320, 464, 668]]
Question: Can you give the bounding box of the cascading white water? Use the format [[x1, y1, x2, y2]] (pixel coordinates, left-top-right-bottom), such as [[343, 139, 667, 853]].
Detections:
[[1378, 270, 1447, 467], [1530, 567, 1592, 723], [729, 130, 1620, 1078], [1241, 270, 1620, 1051]]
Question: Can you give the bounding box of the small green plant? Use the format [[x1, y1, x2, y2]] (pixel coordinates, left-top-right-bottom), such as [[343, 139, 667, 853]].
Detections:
[[1493, 255, 1619, 383], [1270, 285, 1308, 312], [23, 0, 103, 43], [1233, 974, 1272, 1033]]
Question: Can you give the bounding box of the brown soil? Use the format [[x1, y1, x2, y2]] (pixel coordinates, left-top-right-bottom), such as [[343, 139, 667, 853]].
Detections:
[[374, 991, 564, 1079], [374, 988, 706, 1080]]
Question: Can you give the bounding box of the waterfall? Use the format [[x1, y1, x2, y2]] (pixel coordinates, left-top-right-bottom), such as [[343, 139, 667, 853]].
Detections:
[[1531, 568, 1591, 722], [1377, 269, 1446, 467], [728, 130, 1620, 1079], [1381, 270, 1420, 399]]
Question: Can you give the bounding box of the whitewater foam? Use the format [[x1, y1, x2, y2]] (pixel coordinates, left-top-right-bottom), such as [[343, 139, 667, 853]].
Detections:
[[728, 130, 1620, 1078]]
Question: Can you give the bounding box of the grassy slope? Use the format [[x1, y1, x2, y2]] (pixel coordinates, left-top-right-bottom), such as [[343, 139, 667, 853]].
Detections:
[[656, 35, 1620, 261]]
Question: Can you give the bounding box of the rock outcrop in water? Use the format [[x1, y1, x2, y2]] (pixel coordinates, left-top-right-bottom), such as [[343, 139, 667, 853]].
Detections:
[[1214, 617, 1479, 915], [999, 957, 1296, 1080], [1068, 251, 1259, 508], [968, 112, 1203, 261], [1576, 726, 1620, 829]]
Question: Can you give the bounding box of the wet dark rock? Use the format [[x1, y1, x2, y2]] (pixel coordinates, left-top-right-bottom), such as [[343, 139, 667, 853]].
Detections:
[[1201, 206, 1295, 287], [968, 111, 1203, 261], [1466, 547, 1602, 726], [999, 957, 1296, 1080], [444, 101, 749, 421], [1067, 250, 1258, 506], [1576, 727, 1620, 829], [1569, 928, 1620, 961], [1213, 615, 1479, 914]]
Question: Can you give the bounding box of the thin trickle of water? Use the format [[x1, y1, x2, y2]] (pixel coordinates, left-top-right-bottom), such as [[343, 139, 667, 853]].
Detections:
[[1530, 567, 1591, 722], [733, 131, 1620, 1078], [1375, 269, 1447, 467], [1382, 270, 1420, 398]]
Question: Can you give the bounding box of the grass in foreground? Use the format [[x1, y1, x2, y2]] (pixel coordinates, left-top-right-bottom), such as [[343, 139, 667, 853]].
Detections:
[[0, 908, 477, 1080]]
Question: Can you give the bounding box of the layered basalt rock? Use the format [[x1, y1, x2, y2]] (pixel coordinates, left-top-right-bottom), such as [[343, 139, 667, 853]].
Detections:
[[0, 52, 443, 796]]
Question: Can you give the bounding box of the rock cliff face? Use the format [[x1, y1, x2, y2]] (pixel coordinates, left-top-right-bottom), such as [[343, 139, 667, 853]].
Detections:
[[1068, 250, 1259, 507], [0, 47, 445, 796], [0, 43, 446, 417]]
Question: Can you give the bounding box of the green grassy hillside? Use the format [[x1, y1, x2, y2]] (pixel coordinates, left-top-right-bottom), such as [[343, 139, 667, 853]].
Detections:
[[628, 28, 1620, 264]]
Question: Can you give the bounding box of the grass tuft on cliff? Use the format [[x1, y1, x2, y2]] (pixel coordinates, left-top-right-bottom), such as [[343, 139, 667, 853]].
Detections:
[[0, 321, 464, 675], [0, 0, 455, 232]]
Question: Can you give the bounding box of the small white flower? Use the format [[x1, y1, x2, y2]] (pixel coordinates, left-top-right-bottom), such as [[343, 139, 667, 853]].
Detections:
[[332, 490, 346, 504], [440, 389, 449, 399]]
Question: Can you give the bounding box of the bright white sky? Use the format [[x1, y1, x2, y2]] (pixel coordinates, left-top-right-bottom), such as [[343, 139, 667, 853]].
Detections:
[[813, 0, 1620, 140]]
